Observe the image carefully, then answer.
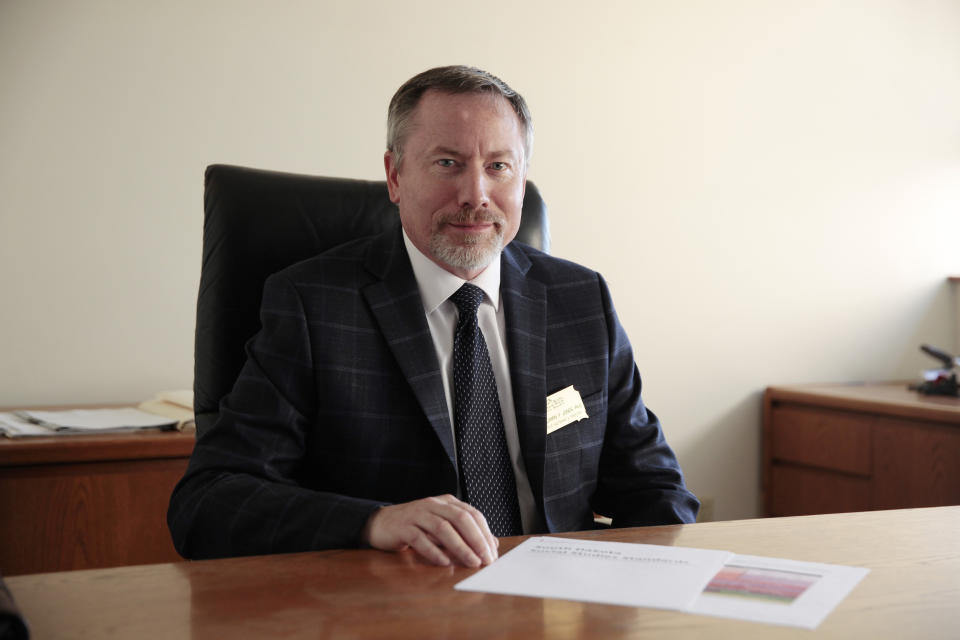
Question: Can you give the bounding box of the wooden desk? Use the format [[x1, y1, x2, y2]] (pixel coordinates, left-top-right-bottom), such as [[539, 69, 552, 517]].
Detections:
[[763, 382, 960, 517], [6, 507, 959, 638], [0, 428, 194, 575]]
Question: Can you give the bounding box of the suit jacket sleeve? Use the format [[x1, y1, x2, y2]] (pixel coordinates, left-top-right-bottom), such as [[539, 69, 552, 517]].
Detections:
[[590, 274, 700, 526], [167, 272, 386, 560]]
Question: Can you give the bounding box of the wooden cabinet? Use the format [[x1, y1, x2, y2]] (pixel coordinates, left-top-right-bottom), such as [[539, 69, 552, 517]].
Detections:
[[0, 429, 194, 575], [763, 383, 960, 517]]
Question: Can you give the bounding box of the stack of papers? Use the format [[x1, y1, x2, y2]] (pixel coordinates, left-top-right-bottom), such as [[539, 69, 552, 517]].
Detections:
[[455, 537, 869, 629], [0, 408, 178, 438], [137, 390, 196, 433]]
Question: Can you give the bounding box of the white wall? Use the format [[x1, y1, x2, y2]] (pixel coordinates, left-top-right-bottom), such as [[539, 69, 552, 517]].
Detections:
[[2, 0, 959, 521]]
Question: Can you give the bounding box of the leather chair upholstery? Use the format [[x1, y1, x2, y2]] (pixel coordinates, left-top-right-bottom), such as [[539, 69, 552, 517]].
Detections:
[[194, 164, 550, 437]]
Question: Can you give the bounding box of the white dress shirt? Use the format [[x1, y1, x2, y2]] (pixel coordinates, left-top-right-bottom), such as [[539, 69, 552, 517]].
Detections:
[[402, 230, 541, 534]]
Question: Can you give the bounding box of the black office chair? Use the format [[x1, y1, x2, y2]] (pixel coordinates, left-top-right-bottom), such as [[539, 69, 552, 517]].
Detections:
[[194, 164, 550, 437]]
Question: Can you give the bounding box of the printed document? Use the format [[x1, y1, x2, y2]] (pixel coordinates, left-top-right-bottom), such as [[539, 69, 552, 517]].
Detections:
[[455, 536, 732, 610], [455, 537, 869, 629]]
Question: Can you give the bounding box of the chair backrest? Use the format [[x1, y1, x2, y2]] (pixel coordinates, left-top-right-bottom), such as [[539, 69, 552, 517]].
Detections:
[[194, 163, 550, 436]]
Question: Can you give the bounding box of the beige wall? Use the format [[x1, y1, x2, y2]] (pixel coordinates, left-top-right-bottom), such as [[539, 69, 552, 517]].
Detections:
[[3, 0, 959, 520]]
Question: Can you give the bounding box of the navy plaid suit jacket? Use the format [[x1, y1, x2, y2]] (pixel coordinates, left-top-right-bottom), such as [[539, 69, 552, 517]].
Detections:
[[168, 224, 698, 559]]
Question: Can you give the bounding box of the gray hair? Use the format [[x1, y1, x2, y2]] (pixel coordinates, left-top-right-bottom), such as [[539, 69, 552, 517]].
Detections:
[[386, 65, 533, 167]]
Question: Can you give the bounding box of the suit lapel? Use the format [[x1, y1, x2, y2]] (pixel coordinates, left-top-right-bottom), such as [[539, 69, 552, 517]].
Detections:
[[501, 245, 548, 503], [362, 226, 456, 467], [361, 233, 548, 499]]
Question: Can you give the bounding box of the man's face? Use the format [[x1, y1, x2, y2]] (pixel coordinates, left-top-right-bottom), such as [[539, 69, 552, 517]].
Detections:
[[385, 90, 527, 280]]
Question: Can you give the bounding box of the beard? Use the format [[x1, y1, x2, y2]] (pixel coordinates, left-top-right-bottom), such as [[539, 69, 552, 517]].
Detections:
[[429, 207, 505, 273]]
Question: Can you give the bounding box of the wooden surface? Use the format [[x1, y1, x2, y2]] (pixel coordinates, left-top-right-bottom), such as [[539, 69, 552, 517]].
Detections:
[[7, 507, 959, 639], [0, 428, 194, 575], [0, 429, 194, 465], [763, 382, 960, 517], [764, 381, 960, 425]]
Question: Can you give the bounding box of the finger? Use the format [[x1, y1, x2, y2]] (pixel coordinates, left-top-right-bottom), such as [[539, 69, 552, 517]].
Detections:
[[452, 498, 500, 561], [370, 500, 477, 567], [364, 496, 499, 567], [434, 501, 498, 566], [403, 526, 455, 567], [424, 518, 485, 567], [459, 506, 498, 564], [465, 505, 500, 559]]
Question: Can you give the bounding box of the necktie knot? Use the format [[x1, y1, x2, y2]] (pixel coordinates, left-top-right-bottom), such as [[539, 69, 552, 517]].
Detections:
[[451, 283, 485, 317]]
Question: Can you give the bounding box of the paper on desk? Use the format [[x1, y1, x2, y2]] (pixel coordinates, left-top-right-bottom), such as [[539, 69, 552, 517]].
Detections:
[[0, 414, 51, 437], [455, 536, 732, 610], [138, 390, 196, 433], [0, 409, 176, 437], [689, 554, 870, 629]]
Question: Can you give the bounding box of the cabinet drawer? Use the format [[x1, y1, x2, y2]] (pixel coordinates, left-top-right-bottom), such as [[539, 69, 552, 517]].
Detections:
[[770, 465, 872, 516], [770, 406, 871, 474], [873, 419, 960, 510], [0, 458, 188, 575]]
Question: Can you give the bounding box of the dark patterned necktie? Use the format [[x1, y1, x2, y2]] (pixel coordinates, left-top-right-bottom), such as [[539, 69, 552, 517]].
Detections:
[[450, 283, 522, 536]]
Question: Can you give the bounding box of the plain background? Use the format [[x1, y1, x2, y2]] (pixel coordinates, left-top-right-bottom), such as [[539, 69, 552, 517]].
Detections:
[[3, 0, 959, 521]]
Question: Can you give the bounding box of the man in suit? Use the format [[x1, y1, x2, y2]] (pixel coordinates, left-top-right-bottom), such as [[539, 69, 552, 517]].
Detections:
[[168, 65, 698, 568]]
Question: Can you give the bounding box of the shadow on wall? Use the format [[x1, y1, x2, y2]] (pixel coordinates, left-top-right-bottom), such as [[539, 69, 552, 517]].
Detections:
[[888, 278, 959, 379], [683, 391, 765, 523]]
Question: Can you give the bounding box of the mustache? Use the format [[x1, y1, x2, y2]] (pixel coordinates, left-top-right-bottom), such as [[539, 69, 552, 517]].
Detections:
[[438, 206, 505, 226]]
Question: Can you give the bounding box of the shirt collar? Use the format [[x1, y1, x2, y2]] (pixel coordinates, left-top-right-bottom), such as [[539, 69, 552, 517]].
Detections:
[[402, 229, 501, 313]]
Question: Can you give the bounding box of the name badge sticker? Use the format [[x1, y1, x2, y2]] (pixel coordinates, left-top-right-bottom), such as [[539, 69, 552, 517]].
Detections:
[[546, 386, 589, 434]]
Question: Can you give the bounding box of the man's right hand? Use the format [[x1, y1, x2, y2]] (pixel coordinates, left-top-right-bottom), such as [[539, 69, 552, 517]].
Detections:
[[360, 494, 500, 567]]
